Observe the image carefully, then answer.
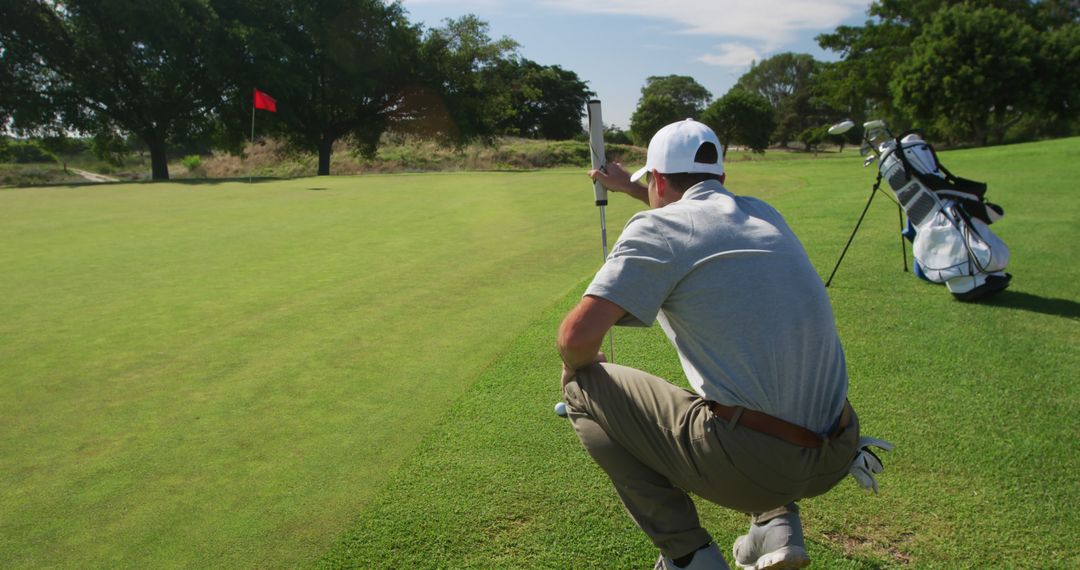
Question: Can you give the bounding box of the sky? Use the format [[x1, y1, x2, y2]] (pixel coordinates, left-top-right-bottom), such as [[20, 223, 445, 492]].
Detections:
[[400, 0, 875, 130]]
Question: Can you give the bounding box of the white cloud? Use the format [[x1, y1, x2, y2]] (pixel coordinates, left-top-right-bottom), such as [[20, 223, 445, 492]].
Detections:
[[402, 0, 502, 5], [401, 1, 868, 49], [540, 0, 867, 48], [698, 43, 763, 68]]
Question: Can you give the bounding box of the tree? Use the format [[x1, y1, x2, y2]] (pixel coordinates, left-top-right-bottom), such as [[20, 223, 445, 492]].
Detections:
[[230, 0, 430, 176], [414, 18, 592, 142], [699, 88, 775, 155], [40, 134, 86, 172], [411, 15, 520, 144], [797, 125, 829, 153], [1036, 22, 1080, 134], [735, 53, 825, 146], [891, 4, 1040, 145], [630, 95, 683, 146], [603, 124, 633, 145], [639, 75, 712, 116], [818, 0, 1080, 143], [1032, 0, 1080, 30], [497, 59, 593, 140], [0, 0, 233, 180], [629, 75, 711, 145]]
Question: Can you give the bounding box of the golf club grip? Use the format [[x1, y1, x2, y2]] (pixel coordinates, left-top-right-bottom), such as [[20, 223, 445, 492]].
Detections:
[[587, 100, 607, 206]]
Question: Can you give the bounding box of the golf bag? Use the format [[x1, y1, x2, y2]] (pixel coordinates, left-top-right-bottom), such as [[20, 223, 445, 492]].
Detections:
[[878, 132, 1011, 301]]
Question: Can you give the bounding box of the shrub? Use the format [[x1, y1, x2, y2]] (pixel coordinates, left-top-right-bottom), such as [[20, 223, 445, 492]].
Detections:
[[798, 126, 829, 153], [604, 125, 634, 145], [181, 154, 202, 171], [6, 141, 58, 164]]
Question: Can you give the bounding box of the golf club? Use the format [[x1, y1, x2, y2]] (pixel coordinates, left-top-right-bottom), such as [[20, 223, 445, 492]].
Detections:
[[587, 99, 614, 362]]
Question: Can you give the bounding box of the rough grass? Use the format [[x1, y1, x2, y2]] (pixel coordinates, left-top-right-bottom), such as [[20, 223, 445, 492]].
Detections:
[[200, 137, 648, 179], [1, 134, 838, 187]]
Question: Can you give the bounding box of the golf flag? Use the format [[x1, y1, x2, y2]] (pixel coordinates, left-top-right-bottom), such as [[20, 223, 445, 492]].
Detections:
[[253, 88, 277, 112]]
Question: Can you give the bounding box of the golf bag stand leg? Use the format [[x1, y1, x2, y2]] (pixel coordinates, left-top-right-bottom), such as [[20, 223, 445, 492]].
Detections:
[[898, 203, 908, 273], [826, 181, 881, 288]]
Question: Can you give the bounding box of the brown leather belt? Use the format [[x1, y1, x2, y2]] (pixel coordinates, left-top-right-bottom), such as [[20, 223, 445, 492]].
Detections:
[[707, 400, 852, 448]]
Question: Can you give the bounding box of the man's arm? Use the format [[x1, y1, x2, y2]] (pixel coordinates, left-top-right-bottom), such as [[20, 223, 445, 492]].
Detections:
[[590, 162, 649, 205], [557, 295, 627, 382]]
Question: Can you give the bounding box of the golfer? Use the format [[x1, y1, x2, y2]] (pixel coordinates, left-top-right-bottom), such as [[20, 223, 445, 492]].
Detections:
[[558, 119, 860, 569]]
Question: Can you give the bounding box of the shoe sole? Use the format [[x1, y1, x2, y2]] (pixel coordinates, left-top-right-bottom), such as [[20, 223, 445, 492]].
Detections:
[[737, 546, 810, 570]]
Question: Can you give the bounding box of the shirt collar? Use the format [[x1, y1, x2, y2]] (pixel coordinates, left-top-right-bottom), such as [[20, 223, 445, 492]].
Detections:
[[682, 178, 730, 200]]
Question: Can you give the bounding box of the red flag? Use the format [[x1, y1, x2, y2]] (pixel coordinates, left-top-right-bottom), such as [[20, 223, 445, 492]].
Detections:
[[253, 88, 277, 112]]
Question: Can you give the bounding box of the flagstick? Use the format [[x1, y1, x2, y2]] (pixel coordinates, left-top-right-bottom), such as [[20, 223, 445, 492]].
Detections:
[[249, 104, 255, 184]]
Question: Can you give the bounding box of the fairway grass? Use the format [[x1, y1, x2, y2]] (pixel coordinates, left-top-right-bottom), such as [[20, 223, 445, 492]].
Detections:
[[3, 138, 1078, 568]]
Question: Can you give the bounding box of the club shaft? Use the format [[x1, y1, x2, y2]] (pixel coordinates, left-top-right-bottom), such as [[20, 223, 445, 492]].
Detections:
[[599, 205, 614, 361], [599, 205, 609, 258]]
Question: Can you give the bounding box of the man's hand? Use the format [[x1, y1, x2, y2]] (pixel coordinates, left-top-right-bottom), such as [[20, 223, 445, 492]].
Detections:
[[589, 162, 648, 204], [588, 161, 632, 192]]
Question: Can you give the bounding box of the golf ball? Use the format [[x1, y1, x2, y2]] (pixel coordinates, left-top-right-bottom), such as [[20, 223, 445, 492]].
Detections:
[[554, 402, 568, 417]]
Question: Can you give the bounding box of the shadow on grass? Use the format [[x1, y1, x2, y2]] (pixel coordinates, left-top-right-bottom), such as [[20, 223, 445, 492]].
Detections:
[[170, 177, 285, 185], [2, 176, 288, 189], [982, 290, 1080, 320]]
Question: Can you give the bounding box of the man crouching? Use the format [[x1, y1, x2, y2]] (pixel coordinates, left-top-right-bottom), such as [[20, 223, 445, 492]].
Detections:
[[558, 119, 868, 569]]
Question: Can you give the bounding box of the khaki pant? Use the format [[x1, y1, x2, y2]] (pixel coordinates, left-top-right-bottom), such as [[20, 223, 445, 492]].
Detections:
[[562, 362, 859, 559]]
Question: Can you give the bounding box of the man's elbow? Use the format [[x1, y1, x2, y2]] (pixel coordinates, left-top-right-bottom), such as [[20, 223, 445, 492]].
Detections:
[[557, 296, 623, 366], [557, 317, 600, 362], [556, 319, 581, 355]]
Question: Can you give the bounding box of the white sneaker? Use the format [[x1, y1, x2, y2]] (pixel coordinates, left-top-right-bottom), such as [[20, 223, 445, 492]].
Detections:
[[655, 542, 730, 569], [732, 511, 810, 570]]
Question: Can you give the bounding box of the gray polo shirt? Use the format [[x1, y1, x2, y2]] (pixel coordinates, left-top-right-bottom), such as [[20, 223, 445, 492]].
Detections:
[[585, 180, 847, 433]]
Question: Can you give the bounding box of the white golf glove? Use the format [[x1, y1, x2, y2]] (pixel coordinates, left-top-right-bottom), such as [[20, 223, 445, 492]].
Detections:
[[849, 436, 894, 494]]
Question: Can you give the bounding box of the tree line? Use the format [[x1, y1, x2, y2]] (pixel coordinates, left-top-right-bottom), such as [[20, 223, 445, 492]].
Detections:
[[628, 0, 1078, 154], [2, 1, 1077, 180], [0, 1, 594, 179]]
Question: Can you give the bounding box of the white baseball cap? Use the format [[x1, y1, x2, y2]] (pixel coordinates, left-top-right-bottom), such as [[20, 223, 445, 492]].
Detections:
[[630, 119, 725, 183]]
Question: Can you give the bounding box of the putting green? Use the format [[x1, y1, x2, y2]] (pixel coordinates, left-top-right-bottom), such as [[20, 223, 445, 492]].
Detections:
[[0, 172, 642, 568]]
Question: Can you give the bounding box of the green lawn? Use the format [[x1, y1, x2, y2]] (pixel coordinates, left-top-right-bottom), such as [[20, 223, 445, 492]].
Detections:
[[321, 139, 1079, 568], [0, 172, 642, 568], [2, 139, 1077, 568]]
